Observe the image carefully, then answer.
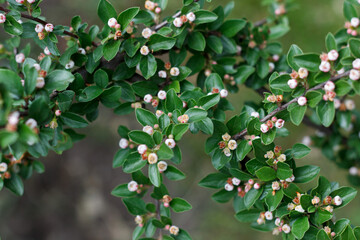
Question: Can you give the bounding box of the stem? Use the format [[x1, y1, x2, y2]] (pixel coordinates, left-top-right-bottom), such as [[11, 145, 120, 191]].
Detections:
[[232, 71, 350, 140], [154, 11, 181, 30], [254, 18, 267, 27]]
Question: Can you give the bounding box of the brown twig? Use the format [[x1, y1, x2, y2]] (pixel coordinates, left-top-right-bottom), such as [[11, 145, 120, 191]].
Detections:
[[233, 71, 350, 140], [154, 11, 181, 30]]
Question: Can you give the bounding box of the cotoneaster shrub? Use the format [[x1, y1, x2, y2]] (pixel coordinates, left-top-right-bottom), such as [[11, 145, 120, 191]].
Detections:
[[1, 0, 360, 239]]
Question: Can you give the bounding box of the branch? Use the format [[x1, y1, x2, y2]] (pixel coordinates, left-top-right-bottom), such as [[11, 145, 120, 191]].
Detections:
[[233, 71, 350, 140], [154, 11, 181, 30], [254, 18, 267, 27], [0, 6, 98, 47]]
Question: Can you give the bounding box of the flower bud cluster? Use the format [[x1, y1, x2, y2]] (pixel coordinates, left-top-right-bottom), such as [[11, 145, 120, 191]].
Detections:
[[218, 133, 237, 156], [260, 117, 285, 134]]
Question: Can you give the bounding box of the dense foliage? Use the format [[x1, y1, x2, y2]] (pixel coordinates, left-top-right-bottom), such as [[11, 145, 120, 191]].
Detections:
[[1, 0, 360, 239]]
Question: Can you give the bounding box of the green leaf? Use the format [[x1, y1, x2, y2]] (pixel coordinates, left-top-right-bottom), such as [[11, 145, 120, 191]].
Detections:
[[261, 128, 276, 145], [294, 165, 320, 183], [344, 1, 357, 21], [194, 10, 218, 24], [317, 229, 331, 240], [205, 73, 225, 92], [164, 165, 186, 181], [45, 70, 75, 92], [94, 69, 109, 88], [292, 143, 311, 159], [117, 7, 140, 31], [0, 69, 23, 98], [140, 54, 157, 79], [235, 209, 262, 222], [4, 15, 23, 36], [198, 93, 220, 110], [122, 197, 147, 215], [220, 19, 246, 37], [292, 217, 310, 239], [325, 33, 337, 52], [97, 0, 117, 24], [123, 153, 146, 173], [148, 34, 176, 51], [287, 44, 303, 71], [229, 168, 253, 181], [149, 164, 161, 187], [207, 35, 223, 54], [4, 174, 24, 196], [128, 130, 155, 147], [255, 166, 277, 181], [166, 89, 183, 112], [172, 124, 189, 141], [188, 32, 206, 51], [277, 162, 293, 180], [61, 112, 89, 128], [349, 38, 360, 58], [289, 104, 307, 126], [316, 101, 335, 127], [135, 108, 158, 127], [293, 53, 321, 72], [170, 198, 192, 213], [103, 40, 121, 61], [113, 148, 130, 168], [184, 108, 207, 122], [266, 189, 283, 211], [330, 187, 357, 208], [235, 140, 252, 161], [269, 74, 292, 92], [111, 183, 137, 197], [341, 225, 356, 240], [244, 187, 263, 209], [198, 172, 228, 189], [0, 131, 18, 148], [157, 143, 174, 160]]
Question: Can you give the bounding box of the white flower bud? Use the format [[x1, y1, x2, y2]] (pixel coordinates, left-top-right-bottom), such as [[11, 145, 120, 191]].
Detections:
[[298, 68, 308, 79], [169, 225, 179, 236], [27, 0, 35, 3], [157, 90, 167, 100], [33, 63, 41, 71], [277, 154, 286, 162], [351, 17, 360, 28], [220, 89, 228, 98], [127, 180, 138, 192], [8, 112, 20, 125], [345, 99, 355, 110], [119, 138, 129, 149], [35, 24, 44, 33], [0, 163, 7, 172], [328, 50, 339, 61], [137, 144, 147, 154], [275, 218, 281, 226], [140, 45, 150, 56], [287, 79, 298, 89], [148, 153, 158, 164], [144, 94, 153, 103], [265, 211, 273, 220], [25, 118, 37, 129], [224, 183, 234, 191], [186, 12, 196, 22], [353, 59, 360, 70], [228, 140, 237, 150], [108, 18, 118, 28], [324, 81, 335, 92], [232, 177, 241, 186], [0, 14, 6, 24], [350, 69, 360, 80], [223, 147, 231, 157], [319, 61, 331, 72], [173, 17, 183, 28], [260, 124, 269, 133], [349, 166, 359, 176], [65, 60, 74, 69], [251, 112, 260, 118], [158, 70, 167, 78], [282, 224, 291, 234], [269, 62, 275, 72], [36, 77, 45, 88], [143, 125, 154, 135], [272, 181, 280, 191], [142, 28, 153, 39], [15, 53, 25, 63], [254, 183, 261, 189], [44, 23, 54, 32], [295, 205, 305, 213], [297, 96, 307, 106], [165, 138, 176, 149], [157, 161, 168, 172], [170, 67, 180, 76], [275, 119, 285, 129], [44, 47, 51, 55], [78, 48, 86, 55], [333, 196, 342, 206]]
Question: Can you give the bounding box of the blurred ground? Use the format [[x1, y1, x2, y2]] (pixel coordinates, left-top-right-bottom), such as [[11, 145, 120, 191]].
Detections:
[[1, 0, 360, 240]]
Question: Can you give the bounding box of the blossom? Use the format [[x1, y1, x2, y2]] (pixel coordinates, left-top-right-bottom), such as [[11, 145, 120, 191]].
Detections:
[[186, 12, 196, 22], [295, 205, 305, 213], [222, 133, 231, 141], [333, 196, 342, 206], [35, 24, 44, 33], [224, 183, 234, 191], [165, 138, 176, 148], [170, 67, 180, 76], [351, 17, 360, 28], [108, 18, 118, 28], [143, 125, 154, 135], [127, 180, 138, 192], [297, 96, 307, 106], [265, 211, 273, 220], [177, 114, 189, 123], [282, 224, 291, 234], [272, 181, 280, 191], [298, 68, 308, 79], [158, 90, 167, 100], [345, 99, 355, 110], [119, 138, 129, 149], [324, 81, 335, 91], [349, 69, 360, 80], [158, 70, 167, 78], [25, 118, 37, 129], [137, 144, 148, 154], [260, 124, 269, 133], [275, 119, 285, 128], [144, 94, 153, 103], [251, 112, 260, 118], [319, 61, 331, 72], [148, 153, 158, 164], [328, 50, 339, 61], [15, 53, 25, 63], [169, 225, 180, 236], [220, 89, 228, 98], [287, 79, 298, 89], [36, 77, 45, 88], [65, 60, 75, 69], [157, 161, 168, 172], [232, 177, 241, 186], [0, 163, 8, 172], [349, 166, 359, 176], [173, 17, 183, 28], [140, 45, 150, 55], [44, 23, 54, 32], [0, 14, 6, 23], [142, 28, 153, 39], [44, 47, 51, 55], [228, 140, 237, 150]]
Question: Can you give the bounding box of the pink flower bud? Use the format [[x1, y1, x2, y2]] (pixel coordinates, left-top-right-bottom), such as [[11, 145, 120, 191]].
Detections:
[[275, 119, 284, 128], [328, 50, 339, 61], [319, 61, 331, 72], [107, 18, 118, 28], [55, 110, 61, 116], [260, 124, 269, 133], [44, 23, 54, 32], [220, 89, 228, 98], [350, 69, 360, 81], [0, 14, 5, 24], [297, 96, 307, 106], [287, 79, 298, 89]]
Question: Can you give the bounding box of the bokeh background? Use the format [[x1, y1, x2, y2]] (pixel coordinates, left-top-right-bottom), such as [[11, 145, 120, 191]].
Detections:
[[1, 0, 359, 239]]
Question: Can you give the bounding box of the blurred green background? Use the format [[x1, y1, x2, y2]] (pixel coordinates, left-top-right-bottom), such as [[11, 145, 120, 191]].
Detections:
[[0, 0, 358, 239]]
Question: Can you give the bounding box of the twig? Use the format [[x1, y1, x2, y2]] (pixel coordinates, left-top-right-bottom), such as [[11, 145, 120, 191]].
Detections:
[[233, 71, 350, 140], [154, 11, 181, 30], [254, 18, 267, 27]]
